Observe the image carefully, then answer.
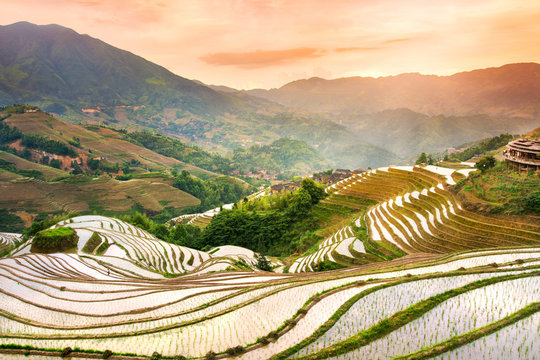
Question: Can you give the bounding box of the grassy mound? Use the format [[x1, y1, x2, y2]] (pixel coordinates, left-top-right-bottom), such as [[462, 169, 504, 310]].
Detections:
[[31, 227, 79, 253]]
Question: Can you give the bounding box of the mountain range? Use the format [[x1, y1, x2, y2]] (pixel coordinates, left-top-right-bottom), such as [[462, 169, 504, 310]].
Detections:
[[0, 21, 538, 168], [246, 63, 540, 119]]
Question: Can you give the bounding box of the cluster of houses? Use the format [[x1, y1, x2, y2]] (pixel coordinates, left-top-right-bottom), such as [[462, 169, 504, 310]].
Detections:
[[81, 105, 145, 114]]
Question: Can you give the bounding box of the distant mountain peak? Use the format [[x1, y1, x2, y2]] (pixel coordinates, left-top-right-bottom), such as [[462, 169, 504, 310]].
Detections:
[[0, 21, 241, 117]]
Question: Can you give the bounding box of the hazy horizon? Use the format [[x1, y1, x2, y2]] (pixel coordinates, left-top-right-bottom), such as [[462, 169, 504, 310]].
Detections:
[[1, 0, 539, 90]]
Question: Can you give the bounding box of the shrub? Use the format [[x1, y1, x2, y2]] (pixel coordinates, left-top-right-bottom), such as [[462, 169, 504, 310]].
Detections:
[[258, 337, 269, 345], [255, 253, 273, 271], [225, 345, 245, 356], [61, 347, 73, 357], [151, 351, 162, 360], [115, 174, 133, 181], [102, 350, 113, 359], [475, 155, 496, 172], [30, 227, 78, 253], [172, 356, 186, 360], [204, 351, 216, 360], [521, 190, 540, 214]]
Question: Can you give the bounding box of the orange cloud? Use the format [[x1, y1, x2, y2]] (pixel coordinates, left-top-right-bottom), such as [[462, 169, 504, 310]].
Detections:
[[383, 38, 412, 44], [75, 1, 101, 6], [200, 47, 326, 68], [335, 46, 380, 52]]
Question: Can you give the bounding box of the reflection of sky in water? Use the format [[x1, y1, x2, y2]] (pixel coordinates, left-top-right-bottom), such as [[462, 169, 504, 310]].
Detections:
[[329, 276, 539, 360]]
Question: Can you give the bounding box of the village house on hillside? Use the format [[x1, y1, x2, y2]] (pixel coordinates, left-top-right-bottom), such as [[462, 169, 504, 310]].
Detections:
[[270, 181, 301, 194], [504, 137, 540, 172], [23, 106, 39, 113], [313, 168, 365, 184]]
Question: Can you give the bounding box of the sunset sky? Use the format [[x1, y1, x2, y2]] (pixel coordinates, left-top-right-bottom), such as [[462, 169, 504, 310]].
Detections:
[[1, 0, 539, 89]]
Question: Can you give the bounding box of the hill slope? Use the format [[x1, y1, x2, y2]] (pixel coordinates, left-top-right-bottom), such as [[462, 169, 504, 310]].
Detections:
[[0, 22, 242, 117]]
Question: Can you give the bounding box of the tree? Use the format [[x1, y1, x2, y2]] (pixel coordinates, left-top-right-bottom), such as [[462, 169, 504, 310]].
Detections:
[[300, 177, 326, 205], [475, 155, 496, 172], [255, 253, 272, 272], [87, 158, 99, 170], [416, 152, 428, 165], [49, 158, 61, 169], [287, 188, 312, 217], [121, 162, 131, 174]]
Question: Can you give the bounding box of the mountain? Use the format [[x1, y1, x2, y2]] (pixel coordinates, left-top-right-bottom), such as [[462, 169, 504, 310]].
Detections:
[[246, 65, 540, 157], [0, 22, 397, 170], [246, 63, 540, 119], [0, 22, 246, 117], [342, 108, 536, 158]]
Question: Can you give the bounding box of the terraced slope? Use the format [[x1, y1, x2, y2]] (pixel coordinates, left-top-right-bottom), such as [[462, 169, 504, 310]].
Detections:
[[0, 242, 538, 359], [0, 232, 20, 252], [289, 166, 540, 273], [13, 216, 211, 275]]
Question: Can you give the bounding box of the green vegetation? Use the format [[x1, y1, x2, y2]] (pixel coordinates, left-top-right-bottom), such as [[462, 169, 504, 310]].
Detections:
[[82, 232, 102, 254], [315, 260, 348, 271], [30, 227, 78, 253], [448, 133, 515, 162], [20, 134, 78, 157], [0, 119, 22, 144], [24, 213, 79, 239], [0, 157, 44, 180], [255, 253, 273, 271], [475, 155, 496, 172], [120, 212, 204, 249], [198, 178, 327, 256], [415, 152, 435, 165], [172, 170, 249, 211], [1, 111, 77, 158], [232, 138, 331, 177], [394, 303, 540, 360], [126, 133, 331, 178], [0, 209, 25, 232], [454, 161, 540, 215]]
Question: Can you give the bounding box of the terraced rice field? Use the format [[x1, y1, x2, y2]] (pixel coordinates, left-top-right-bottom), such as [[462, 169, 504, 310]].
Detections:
[[289, 165, 540, 273], [0, 232, 20, 251], [1, 165, 538, 359], [0, 235, 538, 359]]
